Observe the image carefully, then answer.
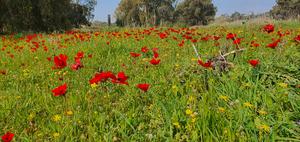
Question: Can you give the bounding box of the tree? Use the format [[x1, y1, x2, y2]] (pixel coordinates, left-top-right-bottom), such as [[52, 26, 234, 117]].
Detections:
[[115, 0, 175, 26], [230, 12, 242, 21], [271, 0, 300, 19], [115, 0, 141, 26], [175, 0, 216, 26], [115, 0, 216, 27], [0, 0, 96, 33]]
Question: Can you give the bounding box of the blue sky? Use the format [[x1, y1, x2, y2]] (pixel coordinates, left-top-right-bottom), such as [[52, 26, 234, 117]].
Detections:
[[93, 0, 277, 22]]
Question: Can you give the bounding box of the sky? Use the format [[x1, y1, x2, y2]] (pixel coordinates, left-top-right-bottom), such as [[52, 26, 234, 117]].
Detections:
[[93, 0, 277, 22]]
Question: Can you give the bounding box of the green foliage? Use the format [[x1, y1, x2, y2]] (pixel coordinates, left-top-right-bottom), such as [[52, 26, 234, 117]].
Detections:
[[271, 0, 300, 19], [0, 0, 96, 33], [115, 0, 175, 26], [175, 0, 216, 25], [115, 0, 216, 27]]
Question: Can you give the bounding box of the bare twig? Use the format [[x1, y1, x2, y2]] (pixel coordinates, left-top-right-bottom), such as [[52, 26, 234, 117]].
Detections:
[[222, 48, 246, 57], [192, 43, 201, 60]]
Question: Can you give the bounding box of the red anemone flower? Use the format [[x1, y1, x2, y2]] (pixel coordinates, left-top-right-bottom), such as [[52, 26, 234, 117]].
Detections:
[[71, 59, 83, 71], [150, 58, 161, 65], [52, 83, 67, 97], [141, 46, 149, 53], [198, 59, 213, 68], [277, 31, 284, 38], [1, 132, 14, 142], [233, 38, 242, 45], [47, 57, 52, 61], [213, 36, 221, 41], [152, 48, 159, 58], [248, 59, 259, 67], [191, 39, 197, 43], [294, 35, 300, 43], [178, 40, 185, 47], [267, 39, 280, 49], [130, 52, 141, 58], [251, 41, 260, 47], [137, 83, 150, 92], [226, 33, 236, 40], [112, 72, 128, 85], [153, 52, 159, 58], [201, 35, 210, 41], [75, 51, 84, 60], [159, 33, 168, 39], [152, 47, 159, 52], [89, 71, 116, 84], [263, 24, 275, 33], [53, 54, 68, 69]]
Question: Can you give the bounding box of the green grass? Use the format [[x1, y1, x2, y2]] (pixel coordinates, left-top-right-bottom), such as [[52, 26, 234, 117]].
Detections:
[[0, 22, 299, 141]]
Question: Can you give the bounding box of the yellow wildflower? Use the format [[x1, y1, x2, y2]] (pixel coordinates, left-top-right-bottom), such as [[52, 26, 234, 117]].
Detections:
[[244, 102, 254, 108], [142, 58, 149, 62], [172, 85, 178, 93], [52, 114, 61, 122], [278, 83, 288, 88], [23, 69, 30, 77], [219, 95, 229, 102], [223, 128, 228, 134], [185, 109, 193, 115], [190, 113, 197, 118], [258, 124, 270, 133], [258, 110, 267, 115], [188, 95, 196, 102], [66, 110, 73, 116], [91, 83, 98, 90], [191, 118, 196, 123], [241, 82, 251, 88], [173, 122, 181, 129], [191, 58, 198, 61], [28, 113, 35, 120], [218, 107, 226, 113], [53, 132, 60, 138]]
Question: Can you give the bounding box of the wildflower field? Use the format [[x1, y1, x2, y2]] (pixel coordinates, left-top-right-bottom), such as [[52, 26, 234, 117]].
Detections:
[[0, 22, 300, 141]]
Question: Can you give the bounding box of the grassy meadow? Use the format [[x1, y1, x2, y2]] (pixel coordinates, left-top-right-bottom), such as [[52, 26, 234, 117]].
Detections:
[[0, 21, 300, 141]]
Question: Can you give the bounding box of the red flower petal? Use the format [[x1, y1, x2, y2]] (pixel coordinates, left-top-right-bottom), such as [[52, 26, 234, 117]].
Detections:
[[137, 83, 150, 92], [1, 132, 14, 142], [52, 83, 67, 96], [248, 59, 259, 67]]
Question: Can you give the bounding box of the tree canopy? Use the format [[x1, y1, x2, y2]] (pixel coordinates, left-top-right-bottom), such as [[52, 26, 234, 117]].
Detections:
[[175, 0, 216, 25], [271, 0, 300, 19], [115, 0, 216, 27], [0, 0, 96, 33]]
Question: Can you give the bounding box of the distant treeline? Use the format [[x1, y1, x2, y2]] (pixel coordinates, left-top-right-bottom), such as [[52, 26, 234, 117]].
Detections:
[[114, 0, 300, 27], [216, 0, 300, 23], [0, 0, 96, 33], [1, 0, 299, 33], [114, 0, 216, 27]]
